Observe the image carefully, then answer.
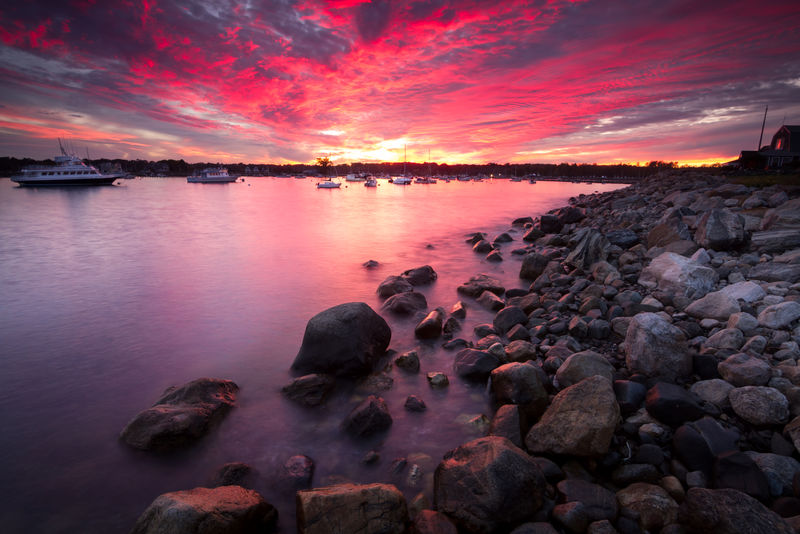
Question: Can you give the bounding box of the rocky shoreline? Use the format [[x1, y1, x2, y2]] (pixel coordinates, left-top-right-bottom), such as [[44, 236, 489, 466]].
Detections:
[[126, 170, 800, 533]]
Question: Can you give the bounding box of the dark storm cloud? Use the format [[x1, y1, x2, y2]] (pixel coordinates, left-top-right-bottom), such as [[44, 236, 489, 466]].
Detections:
[[355, 0, 392, 43]]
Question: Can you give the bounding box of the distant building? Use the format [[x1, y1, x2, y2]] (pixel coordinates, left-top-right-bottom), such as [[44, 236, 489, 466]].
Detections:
[[739, 125, 800, 169]]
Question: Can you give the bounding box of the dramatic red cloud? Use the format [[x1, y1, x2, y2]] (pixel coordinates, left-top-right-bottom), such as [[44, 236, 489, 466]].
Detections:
[[0, 0, 798, 165]]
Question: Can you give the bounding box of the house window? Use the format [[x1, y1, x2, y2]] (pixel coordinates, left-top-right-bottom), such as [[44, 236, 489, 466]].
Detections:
[[775, 137, 784, 150]]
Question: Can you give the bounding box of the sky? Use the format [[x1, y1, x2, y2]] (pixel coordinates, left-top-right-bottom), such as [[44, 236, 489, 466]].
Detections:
[[0, 1, 799, 166]]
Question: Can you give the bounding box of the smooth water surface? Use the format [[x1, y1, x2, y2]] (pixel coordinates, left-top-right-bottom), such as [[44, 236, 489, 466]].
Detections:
[[0, 176, 624, 532]]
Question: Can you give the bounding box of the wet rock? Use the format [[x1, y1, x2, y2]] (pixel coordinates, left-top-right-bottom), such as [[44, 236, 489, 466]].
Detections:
[[434, 436, 546, 533], [729, 386, 789, 426], [679, 487, 795, 533], [758, 301, 800, 329], [540, 214, 563, 233], [685, 290, 741, 321], [526, 376, 620, 456], [473, 239, 494, 253], [292, 302, 391, 377], [454, 349, 501, 382], [616, 482, 679, 532], [556, 350, 614, 388], [405, 395, 427, 412], [416, 308, 445, 339], [395, 350, 420, 372], [645, 382, 705, 427], [717, 353, 771, 387], [363, 259, 380, 269], [695, 208, 748, 250], [282, 455, 314, 490], [477, 290, 506, 311], [486, 249, 503, 262], [296, 483, 407, 534], [638, 252, 717, 299], [342, 395, 393, 437], [450, 300, 468, 319], [282, 374, 335, 407], [624, 312, 692, 381], [120, 378, 239, 452], [427, 372, 449, 388], [378, 275, 414, 298], [457, 274, 505, 298], [383, 291, 428, 315], [402, 265, 438, 286], [505, 340, 537, 362], [208, 462, 259, 489], [494, 306, 529, 335], [130, 486, 277, 534], [490, 362, 549, 419]]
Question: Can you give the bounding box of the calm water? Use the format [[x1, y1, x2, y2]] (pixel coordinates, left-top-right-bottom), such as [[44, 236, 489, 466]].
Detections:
[[0, 176, 624, 532]]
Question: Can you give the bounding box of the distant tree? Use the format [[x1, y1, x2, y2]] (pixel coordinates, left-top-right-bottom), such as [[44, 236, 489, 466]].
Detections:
[[316, 157, 332, 175]]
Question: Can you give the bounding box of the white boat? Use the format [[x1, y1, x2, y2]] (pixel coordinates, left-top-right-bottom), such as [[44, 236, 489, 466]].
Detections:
[[364, 178, 377, 187], [392, 176, 412, 185], [316, 179, 341, 188], [11, 142, 122, 186], [415, 176, 437, 184], [187, 167, 238, 183], [345, 173, 366, 182]]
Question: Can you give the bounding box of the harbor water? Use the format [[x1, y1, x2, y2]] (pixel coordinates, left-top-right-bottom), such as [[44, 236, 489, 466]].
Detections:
[[0, 176, 625, 532]]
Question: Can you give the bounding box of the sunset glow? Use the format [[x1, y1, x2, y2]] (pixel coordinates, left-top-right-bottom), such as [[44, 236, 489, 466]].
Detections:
[[1, 1, 798, 165]]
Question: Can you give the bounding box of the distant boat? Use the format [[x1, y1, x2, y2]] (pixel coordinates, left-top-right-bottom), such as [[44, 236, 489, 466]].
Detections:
[[415, 176, 437, 184], [393, 176, 412, 185], [187, 168, 238, 183], [364, 178, 377, 187], [316, 178, 341, 188], [345, 173, 366, 182], [11, 141, 122, 186]]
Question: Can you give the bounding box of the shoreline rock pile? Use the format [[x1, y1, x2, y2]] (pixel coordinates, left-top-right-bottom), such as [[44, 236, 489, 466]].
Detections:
[[127, 171, 800, 533]]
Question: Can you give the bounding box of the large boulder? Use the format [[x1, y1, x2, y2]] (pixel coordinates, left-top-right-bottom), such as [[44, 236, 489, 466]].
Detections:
[[624, 312, 692, 381], [694, 208, 748, 250], [526, 376, 619, 456], [434, 436, 546, 533], [638, 252, 717, 299], [761, 197, 800, 230], [679, 487, 795, 534], [728, 386, 789, 426], [493, 306, 528, 335], [130, 486, 277, 534], [717, 353, 771, 387], [120, 378, 238, 451], [292, 303, 391, 377], [719, 281, 766, 303], [296, 483, 407, 534], [748, 262, 800, 283]]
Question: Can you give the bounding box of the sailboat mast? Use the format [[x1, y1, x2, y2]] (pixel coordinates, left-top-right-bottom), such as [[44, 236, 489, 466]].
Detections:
[[758, 105, 768, 150], [404, 144, 407, 176]]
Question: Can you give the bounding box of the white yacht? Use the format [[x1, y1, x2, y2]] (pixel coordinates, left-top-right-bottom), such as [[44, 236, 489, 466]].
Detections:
[[11, 144, 123, 186], [187, 168, 239, 183]]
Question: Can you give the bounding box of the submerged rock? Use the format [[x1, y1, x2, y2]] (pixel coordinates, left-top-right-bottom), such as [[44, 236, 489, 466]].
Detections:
[[120, 378, 239, 452], [342, 395, 393, 437]]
